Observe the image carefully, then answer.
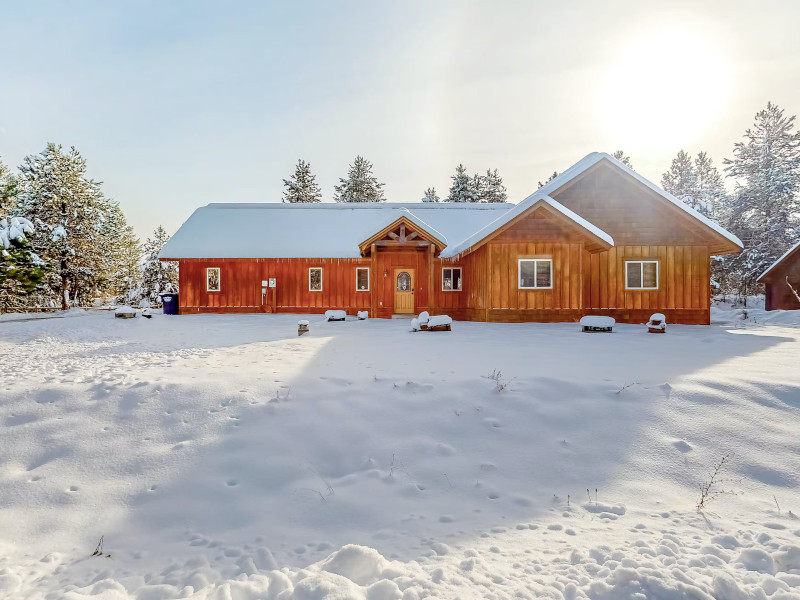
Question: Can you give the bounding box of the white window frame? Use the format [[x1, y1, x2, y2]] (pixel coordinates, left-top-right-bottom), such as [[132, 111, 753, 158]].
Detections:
[[356, 267, 370, 291], [625, 260, 659, 290], [442, 267, 462, 291], [206, 267, 221, 292], [518, 258, 553, 290], [309, 267, 323, 292]]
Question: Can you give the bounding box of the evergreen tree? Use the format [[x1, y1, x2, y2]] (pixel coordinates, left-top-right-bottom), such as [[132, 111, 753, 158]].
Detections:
[[538, 171, 559, 189], [0, 157, 44, 311], [140, 226, 178, 306], [333, 156, 385, 202], [282, 159, 322, 203], [611, 150, 634, 169], [661, 150, 727, 219], [481, 169, 508, 203], [0, 215, 44, 312], [662, 150, 696, 204], [723, 102, 800, 296], [446, 164, 479, 202], [693, 152, 728, 220], [16, 144, 110, 309], [422, 187, 439, 202], [101, 201, 142, 304]]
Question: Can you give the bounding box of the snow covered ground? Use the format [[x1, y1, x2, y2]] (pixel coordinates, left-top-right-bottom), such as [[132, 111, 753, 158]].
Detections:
[[1, 309, 799, 599]]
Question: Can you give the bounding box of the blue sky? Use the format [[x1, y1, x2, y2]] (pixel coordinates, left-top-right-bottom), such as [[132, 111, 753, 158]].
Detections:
[[2, 1, 799, 239]]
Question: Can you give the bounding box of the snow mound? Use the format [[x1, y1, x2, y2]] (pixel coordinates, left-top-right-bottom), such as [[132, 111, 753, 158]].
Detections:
[[319, 544, 388, 586], [427, 315, 452, 328], [113, 305, 137, 315], [324, 310, 347, 321]]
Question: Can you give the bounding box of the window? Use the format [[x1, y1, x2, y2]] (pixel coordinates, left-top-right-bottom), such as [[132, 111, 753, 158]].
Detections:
[[625, 261, 658, 290], [518, 259, 552, 289], [442, 267, 462, 291], [309, 267, 322, 291], [356, 268, 370, 291], [206, 267, 220, 292]]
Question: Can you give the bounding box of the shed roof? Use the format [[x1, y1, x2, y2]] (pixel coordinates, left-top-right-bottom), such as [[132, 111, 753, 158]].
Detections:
[[757, 240, 800, 282]]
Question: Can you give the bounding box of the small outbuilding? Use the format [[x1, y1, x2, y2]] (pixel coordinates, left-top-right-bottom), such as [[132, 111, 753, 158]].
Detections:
[[757, 241, 800, 311]]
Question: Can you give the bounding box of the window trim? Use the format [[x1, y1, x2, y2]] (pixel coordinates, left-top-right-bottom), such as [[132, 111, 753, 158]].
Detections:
[[518, 258, 553, 290], [309, 267, 323, 292], [442, 267, 463, 291], [206, 267, 221, 292], [625, 260, 659, 290], [356, 267, 370, 291]]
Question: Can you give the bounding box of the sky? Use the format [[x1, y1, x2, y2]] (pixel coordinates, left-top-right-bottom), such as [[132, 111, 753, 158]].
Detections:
[[1, 0, 799, 239]]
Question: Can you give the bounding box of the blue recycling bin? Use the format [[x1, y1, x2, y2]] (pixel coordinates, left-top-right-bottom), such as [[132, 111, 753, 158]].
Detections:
[[160, 293, 179, 315]]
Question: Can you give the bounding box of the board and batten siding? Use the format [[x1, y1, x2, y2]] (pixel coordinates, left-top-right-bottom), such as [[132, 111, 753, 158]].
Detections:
[[178, 258, 372, 314]]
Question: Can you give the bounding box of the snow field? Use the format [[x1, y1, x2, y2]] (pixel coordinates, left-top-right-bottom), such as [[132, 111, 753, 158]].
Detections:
[[0, 310, 799, 598]]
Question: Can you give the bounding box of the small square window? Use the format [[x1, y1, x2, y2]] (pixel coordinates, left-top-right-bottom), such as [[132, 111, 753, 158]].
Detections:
[[518, 259, 552, 289], [356, 268, 370, 291], [206, 267, 220, 292], [309, 267, 322, 291], [442, 267, 462, 291], [625, 261, 658, 290]]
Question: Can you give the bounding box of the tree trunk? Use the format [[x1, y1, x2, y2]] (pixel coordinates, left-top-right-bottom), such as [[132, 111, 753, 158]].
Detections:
[[61, 255, 69, 310]]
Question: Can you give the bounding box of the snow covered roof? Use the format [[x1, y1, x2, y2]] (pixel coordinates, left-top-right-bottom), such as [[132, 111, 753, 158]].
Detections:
[[543, 153, 743, 250], [439, 194, 614, 258], [159, 203, 513, 259], [757, 240, 800, 282], [161, 153, 744, 261]]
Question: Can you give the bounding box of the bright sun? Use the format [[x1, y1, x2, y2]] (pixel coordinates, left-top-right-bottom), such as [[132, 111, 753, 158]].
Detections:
[[595, 28, 732, 151]]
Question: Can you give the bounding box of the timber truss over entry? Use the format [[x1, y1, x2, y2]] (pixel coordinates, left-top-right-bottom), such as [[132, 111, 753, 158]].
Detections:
[[358, 212, 447, 256]]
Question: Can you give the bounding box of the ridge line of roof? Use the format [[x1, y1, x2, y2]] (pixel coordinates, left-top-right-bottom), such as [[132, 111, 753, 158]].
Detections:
[[203, 202, 514, 210]]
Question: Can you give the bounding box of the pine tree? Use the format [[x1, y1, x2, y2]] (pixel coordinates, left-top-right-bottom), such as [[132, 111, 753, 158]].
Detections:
[[16, 144, 110, 309], [100, 201, 142, 304], [538, 171, 559, 189], [611, 150, 634, 169], [723, 102, 800, 296], [140, 226, 178, 306], [481, 169, 508, 203], [333, 156, 385, 202], [693, 152, 728, 220], [661, 150, 727, 219], [422, 187, 439, 202], [282, 159, 322, 203], [446, 164, 479, 202]]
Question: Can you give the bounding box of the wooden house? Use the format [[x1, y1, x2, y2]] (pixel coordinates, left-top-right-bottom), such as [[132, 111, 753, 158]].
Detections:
[[757, 240, 800, 311], [160, 153, 742, 324]]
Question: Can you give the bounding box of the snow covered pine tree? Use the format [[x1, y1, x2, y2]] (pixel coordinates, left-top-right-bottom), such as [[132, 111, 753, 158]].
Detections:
[[140, 226, 178, 307], [446, 164, 479, 202], [333, 156, 385, 202], [723, 102, 800, 296], [282, 159, 322, 203], [16, 144, 113, 309], [422, 187, 440, 202]]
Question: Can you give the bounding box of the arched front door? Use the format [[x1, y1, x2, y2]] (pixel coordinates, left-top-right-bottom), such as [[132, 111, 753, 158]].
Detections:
[[394, 268, 415, 314]]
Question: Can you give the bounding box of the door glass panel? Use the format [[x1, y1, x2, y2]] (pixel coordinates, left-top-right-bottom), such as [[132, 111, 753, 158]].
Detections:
[[397, 272, 411, 291]]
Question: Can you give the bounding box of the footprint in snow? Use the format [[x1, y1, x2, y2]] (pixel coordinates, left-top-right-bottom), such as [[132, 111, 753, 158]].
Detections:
[[672, 440, 692, 453]]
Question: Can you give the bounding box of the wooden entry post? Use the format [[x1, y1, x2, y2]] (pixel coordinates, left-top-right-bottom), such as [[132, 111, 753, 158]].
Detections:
[[429, 244, 435, 314], [370, 244, 378, 318]]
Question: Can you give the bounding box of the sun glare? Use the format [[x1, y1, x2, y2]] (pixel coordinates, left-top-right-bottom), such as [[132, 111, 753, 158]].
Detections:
[[595, 29, 732, 151]]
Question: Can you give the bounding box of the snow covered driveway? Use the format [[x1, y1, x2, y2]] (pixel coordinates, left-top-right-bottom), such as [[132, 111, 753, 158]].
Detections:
[[1, 311, 799, 599]]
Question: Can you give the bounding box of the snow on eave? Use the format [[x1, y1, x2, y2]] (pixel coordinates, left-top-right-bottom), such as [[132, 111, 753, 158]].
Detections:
[[757, 239, 800, 282], [440, 194, 613, 258], [544, 153, 743, 251]]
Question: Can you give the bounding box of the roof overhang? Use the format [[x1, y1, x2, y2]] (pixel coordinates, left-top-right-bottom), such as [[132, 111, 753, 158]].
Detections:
[[758, 240, 800, 283]]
